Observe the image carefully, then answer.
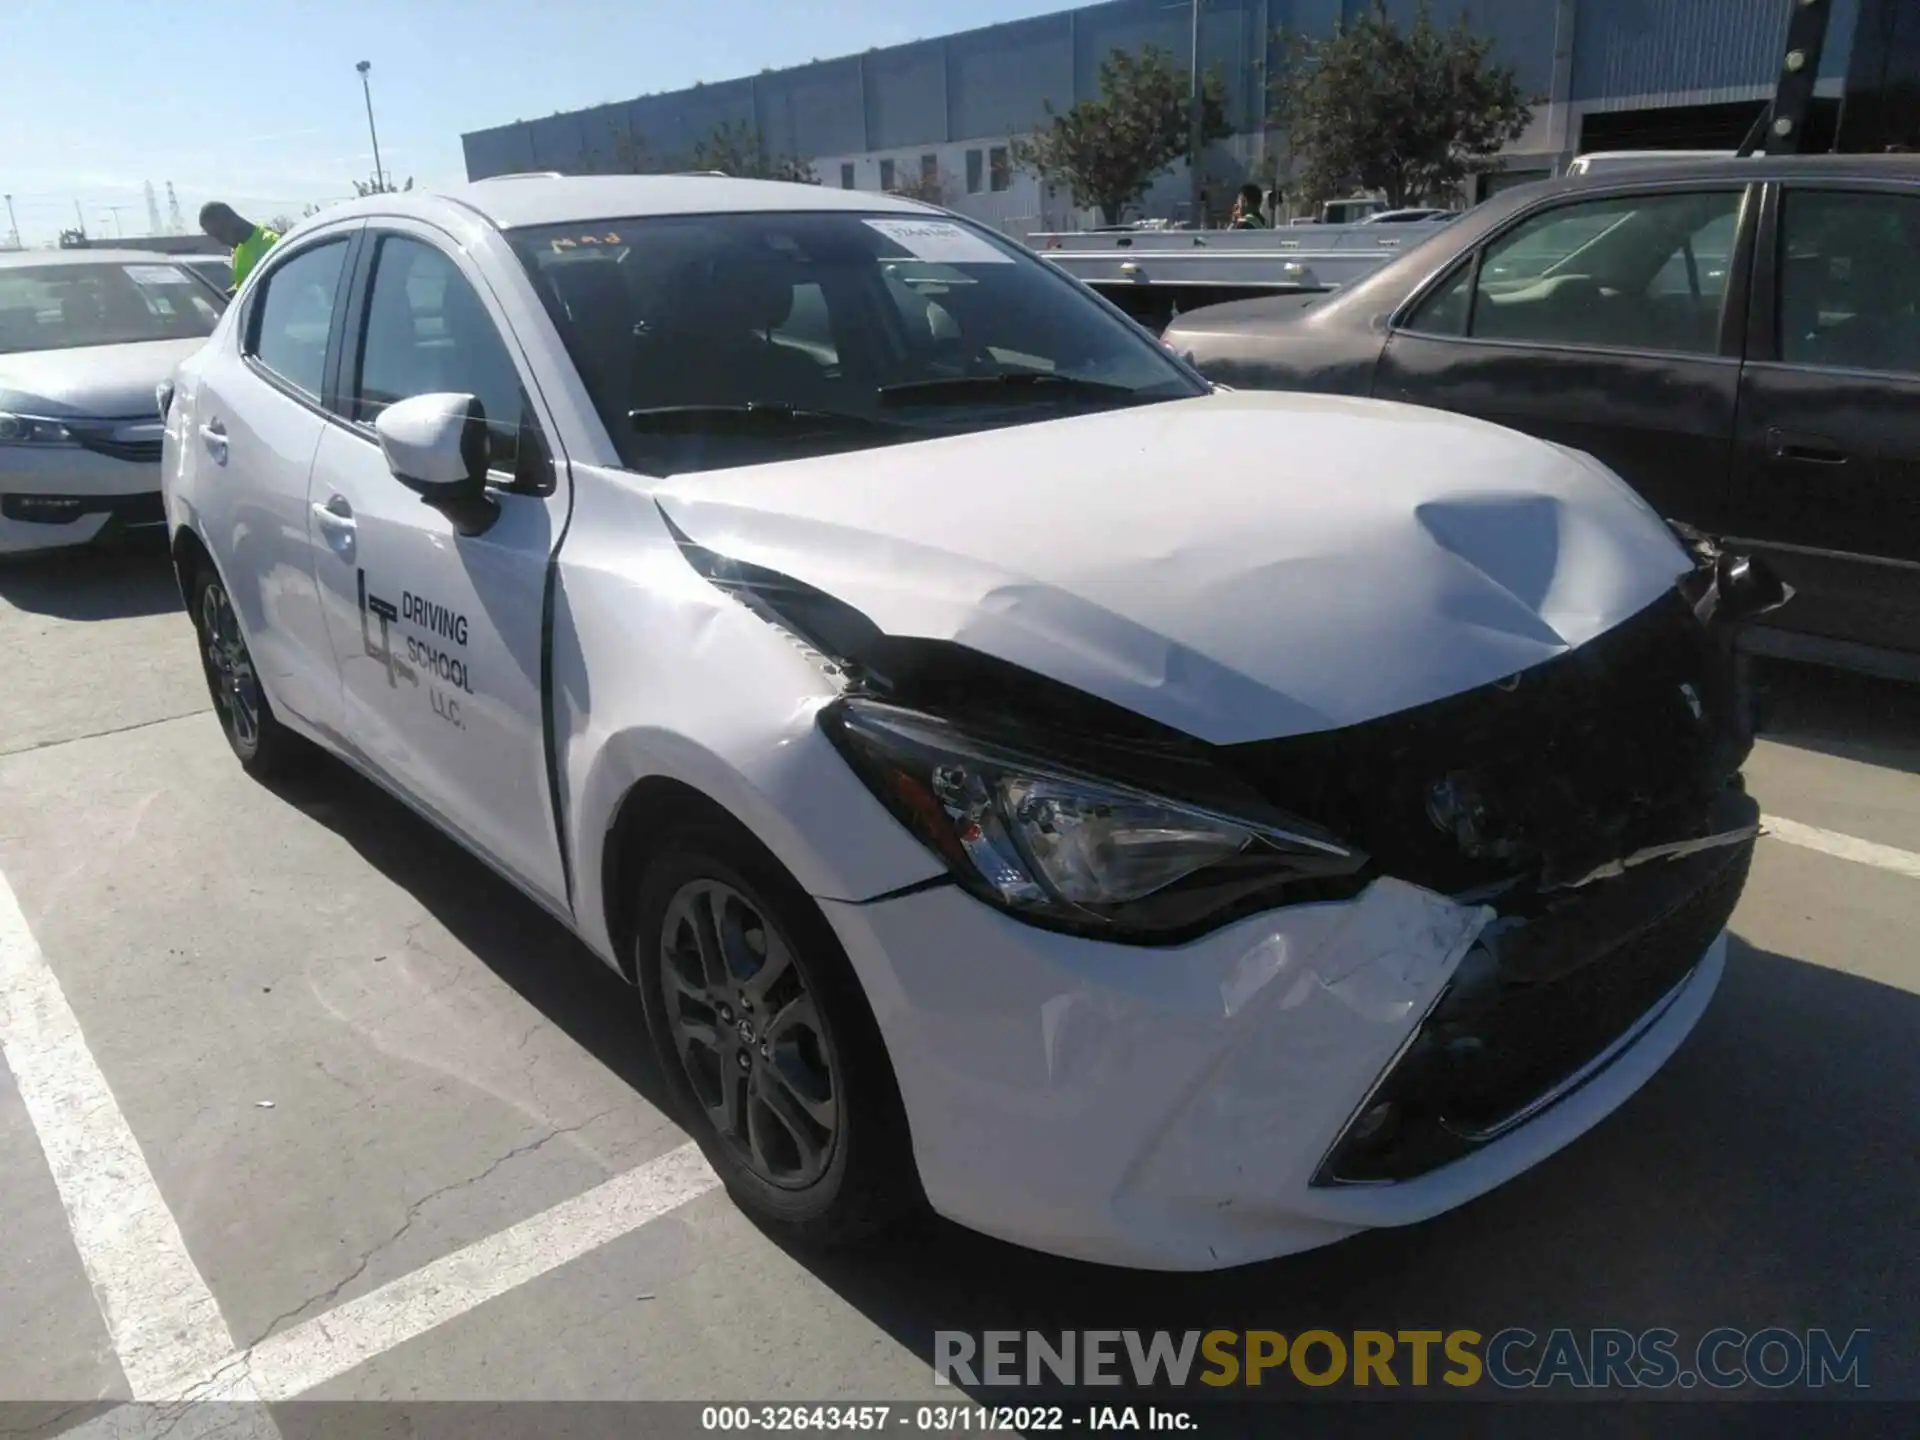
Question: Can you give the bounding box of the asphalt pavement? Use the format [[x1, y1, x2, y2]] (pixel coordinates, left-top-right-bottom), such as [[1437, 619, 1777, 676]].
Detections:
[[1, 536, 1914, 1436]]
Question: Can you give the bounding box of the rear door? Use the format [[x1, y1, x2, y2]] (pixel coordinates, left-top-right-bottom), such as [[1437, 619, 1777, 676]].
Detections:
[[307, 222, 571, 906], [1374, 184, 1757, 534], [1729, 182, 1920, 660], [186, 226, 361, 734]]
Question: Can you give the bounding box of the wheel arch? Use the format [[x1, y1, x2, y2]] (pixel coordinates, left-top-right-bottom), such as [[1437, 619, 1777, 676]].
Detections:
[[600, 775, 767, 983], [170, 523, 215, 611], [573, 721, 943, 979]]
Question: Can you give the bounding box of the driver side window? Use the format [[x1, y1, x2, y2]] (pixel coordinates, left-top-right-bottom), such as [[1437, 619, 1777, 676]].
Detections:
[[1404, 190, 1743, 357], [350, 235, 537, 477]]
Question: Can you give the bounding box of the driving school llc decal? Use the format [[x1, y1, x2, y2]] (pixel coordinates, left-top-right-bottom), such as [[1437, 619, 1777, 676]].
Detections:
[[359, 568, 473, 731]]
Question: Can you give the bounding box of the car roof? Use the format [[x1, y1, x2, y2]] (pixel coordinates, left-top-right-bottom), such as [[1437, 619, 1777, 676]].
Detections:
[[0, 248, 201, 270], [431, 174, 943, 231], [1522, 151, 1920, 200]]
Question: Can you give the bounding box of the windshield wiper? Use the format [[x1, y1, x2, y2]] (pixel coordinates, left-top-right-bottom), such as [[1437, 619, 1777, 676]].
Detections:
[[628, 403, 908, 433], [874, 373, 1145, 407]]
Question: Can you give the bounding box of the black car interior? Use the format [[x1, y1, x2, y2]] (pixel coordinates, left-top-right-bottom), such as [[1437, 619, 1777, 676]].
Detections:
[[1464, 192, 1741, 355]]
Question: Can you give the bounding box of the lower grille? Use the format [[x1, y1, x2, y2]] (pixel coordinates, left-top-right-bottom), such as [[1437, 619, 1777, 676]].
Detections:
[[70, 428, 163, 464], [1315, 826, 1751, 1185]]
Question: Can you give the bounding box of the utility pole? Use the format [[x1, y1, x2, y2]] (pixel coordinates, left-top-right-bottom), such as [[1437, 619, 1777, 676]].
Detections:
[[1738, 0, 1835, 156], [1188, 0, 1205, 224], [356, 60, 387, 191]]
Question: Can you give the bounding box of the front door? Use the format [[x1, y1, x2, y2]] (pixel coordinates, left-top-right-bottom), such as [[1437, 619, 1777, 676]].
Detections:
[[308, 224, 570, 906], [1375, 185, 1755, 535], [1730, 184, 1920, 658]]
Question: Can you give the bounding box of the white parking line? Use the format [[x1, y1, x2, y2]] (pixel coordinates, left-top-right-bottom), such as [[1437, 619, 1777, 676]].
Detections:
[[218, 1141, 719, 1400], [1764, 815, 1920, 880], [0, 869, 251, 1404]]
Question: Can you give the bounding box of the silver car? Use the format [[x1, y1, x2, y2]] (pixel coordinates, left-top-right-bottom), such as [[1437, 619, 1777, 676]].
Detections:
[[1, 249, 226, 555]]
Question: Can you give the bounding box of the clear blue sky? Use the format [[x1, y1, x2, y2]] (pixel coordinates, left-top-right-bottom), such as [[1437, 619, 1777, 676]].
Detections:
[[2, 0, 1084, 247]]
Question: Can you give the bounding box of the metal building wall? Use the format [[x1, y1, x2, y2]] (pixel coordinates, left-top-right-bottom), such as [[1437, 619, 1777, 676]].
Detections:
[[460, 0, 1854, 181], [1572, 0, 1857, 104]]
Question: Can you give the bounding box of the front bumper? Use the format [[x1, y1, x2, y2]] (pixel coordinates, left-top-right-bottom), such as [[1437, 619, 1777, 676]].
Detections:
[[823, 841, 1742, 1270], [1, 445, 163, 554]]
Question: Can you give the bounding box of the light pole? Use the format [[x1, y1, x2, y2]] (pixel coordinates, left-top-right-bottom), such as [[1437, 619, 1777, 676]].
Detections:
[[1188, 0, 1205, 223], [3, 194, 18, 249], [102, 205, 129, 238], [356, 60, 387, 191]]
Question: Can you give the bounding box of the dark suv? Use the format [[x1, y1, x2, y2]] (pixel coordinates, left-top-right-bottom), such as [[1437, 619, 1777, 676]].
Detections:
[[1163, 155, 1920, 680]]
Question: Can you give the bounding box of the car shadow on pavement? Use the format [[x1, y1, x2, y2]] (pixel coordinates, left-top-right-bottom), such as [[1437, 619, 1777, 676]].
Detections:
[[771, 936, 1918, 1412], [1752, 657, 1920, 778], [263, 759, 677, 1117], [0, 534, 182, 621]]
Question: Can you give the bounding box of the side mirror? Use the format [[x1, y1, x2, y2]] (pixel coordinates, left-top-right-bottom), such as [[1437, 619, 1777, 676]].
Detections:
[[374, 392, 490, 504]]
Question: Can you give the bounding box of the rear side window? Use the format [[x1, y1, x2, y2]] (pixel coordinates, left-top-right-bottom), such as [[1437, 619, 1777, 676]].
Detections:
[[1777, 189, 1920, 377], [248, 241, 349, 398], [1403, 190, 1742, 357]]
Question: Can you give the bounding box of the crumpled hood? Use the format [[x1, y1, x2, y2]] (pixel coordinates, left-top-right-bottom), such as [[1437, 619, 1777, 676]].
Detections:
[[655, 390, 1694, 745], [0, 338, 206, 418]]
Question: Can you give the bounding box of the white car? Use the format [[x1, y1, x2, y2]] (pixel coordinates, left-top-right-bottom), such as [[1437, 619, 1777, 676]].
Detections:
[[161, 176, 1773, 1270], [2, 250, 225, 554]]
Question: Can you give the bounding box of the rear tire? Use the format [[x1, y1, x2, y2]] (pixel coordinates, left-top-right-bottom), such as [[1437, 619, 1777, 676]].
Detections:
[[190, 564, 305, 779], [632, 819, 920, 1247]]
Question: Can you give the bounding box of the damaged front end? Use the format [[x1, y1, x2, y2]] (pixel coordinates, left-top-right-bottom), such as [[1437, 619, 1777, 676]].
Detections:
[[1286, 529, 1790, 1185], [669, 506, 1790, 1180]]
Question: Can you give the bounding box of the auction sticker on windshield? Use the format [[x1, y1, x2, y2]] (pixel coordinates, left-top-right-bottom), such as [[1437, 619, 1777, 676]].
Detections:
[[865, 218, 1014, 264], [123, 265, 194, 285]]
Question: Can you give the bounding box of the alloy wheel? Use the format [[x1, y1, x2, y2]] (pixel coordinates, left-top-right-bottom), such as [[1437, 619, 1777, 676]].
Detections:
[[201, 580, 261, 751], [659, 879, 840, 1188]]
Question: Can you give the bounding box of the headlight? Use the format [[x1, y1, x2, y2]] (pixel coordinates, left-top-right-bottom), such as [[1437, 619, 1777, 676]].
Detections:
[[821, 698, 1367, 940], [0, 413, 75, 447]]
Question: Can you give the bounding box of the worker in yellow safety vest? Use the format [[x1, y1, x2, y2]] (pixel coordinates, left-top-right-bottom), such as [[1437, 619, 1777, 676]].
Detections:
[[198, 203, 280, 294]]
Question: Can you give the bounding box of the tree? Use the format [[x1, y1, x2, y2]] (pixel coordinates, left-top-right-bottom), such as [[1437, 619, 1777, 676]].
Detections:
[[352, 174, 415, 196], [1009, 46, 1230, 226], [604, 118, 663, 174], [1270, 0, 1533, 209], [688, 120, 818, 183], [887, 163, 951, 206]]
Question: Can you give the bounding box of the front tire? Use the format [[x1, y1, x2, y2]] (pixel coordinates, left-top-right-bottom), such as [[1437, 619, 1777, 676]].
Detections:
[[190, 565, 303, 779], [632, 821, 920, 1246]]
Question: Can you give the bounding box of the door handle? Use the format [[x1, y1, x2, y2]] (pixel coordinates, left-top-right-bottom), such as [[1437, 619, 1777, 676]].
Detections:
[[199, 419, 228, 463], [1766, 427, 1848, 465], [311, 495, 356, 560]]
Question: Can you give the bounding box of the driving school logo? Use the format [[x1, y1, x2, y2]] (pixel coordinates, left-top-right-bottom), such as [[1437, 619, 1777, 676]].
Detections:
[[358, 568, 473, 730]]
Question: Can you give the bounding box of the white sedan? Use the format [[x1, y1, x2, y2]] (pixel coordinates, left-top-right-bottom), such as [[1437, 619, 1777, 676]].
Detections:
[[2, 249, 225, 553], [161, 175, 1775, 1270]]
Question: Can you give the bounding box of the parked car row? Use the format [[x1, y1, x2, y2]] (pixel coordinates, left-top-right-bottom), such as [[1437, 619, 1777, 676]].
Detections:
[[1164, 154, 1920, 679]]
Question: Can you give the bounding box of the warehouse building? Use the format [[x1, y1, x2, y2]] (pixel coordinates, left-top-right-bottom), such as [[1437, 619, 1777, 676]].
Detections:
[[461, 0, 1916, 232]]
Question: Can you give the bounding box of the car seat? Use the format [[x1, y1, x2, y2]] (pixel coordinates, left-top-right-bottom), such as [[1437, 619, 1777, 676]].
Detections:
[[543, 260, 639, 418], [634, 254, 828, 409]]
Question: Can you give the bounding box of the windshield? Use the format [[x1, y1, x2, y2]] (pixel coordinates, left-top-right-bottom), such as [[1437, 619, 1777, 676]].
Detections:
[[0, 262, 224, 355], [508, 211, 1205, 475]]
